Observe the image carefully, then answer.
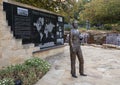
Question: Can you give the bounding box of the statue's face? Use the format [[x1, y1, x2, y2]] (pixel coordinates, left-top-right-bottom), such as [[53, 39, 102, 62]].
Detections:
[[73, 23, 78, 29]]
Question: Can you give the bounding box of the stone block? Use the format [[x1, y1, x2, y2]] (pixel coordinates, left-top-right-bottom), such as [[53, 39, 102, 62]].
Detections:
[[23, 44, 35, 49], [0, 30, 13, 40], [1, 40, 15, 50], [0, 39, 23, 50], [0, 44, 31, 67], [0, 25, 11, 32], [0, 31, 2, 40], [116, 46, 120, 50], [10, 40, 23, 50], [33, 46, 65, 59], [0, 58, 10, 68], [0, 47, 2, 58], [0, 55, 30, 68], [32, 46, 40, 52], [0, 40, 12, 48], [2, 49, 27, 59], [29, 44, 35, 48], [14, 49, 28, 57], [9, 57, 26, 65], [0, 5, 3, 10], [25, 48, 33, 57], [0, 20, 8, 26], [0, 41, 1, 47], [102, 44, 117, 49], [0, 11, 7, 22], [0, 0, 3, 5], [14, 39, 22, 46]]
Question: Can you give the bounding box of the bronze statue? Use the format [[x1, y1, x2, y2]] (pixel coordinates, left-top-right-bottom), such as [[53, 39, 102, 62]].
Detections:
[[69, 20, 87, 78]]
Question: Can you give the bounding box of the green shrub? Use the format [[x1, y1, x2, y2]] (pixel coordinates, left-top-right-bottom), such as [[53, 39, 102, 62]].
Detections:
[[0, 57, 51, 85], [104, 24, 112, 30], [90, 27, 98, 30], [0, 78, 14, 85], [79, 27, 86, 30], [64, 27, 71, 31], [25, 57, 51, 73], [112, 25, 120, 32], [115, 28, 120, 32]]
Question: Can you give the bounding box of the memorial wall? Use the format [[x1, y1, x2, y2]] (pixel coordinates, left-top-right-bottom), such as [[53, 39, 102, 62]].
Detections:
[[3, 2, 64, 49], [0, 1, 65, 68]]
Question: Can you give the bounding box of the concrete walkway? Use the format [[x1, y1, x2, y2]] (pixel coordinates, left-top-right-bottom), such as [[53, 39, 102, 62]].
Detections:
[[35, 45, 120, 85]]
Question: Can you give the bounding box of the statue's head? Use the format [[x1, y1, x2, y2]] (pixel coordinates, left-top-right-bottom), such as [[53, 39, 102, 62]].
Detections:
[[72, 20, 78, 29]]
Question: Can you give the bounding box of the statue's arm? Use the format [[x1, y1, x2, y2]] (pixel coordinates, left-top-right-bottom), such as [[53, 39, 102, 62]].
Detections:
[[69, 30, 73, 47]]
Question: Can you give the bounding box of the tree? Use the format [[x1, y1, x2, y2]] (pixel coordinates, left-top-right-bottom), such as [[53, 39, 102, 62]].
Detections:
[[14, 0, 62, 12], [14, 0, 89, 23], [80, 0, 120, 24], [58, 0, 89, 22]]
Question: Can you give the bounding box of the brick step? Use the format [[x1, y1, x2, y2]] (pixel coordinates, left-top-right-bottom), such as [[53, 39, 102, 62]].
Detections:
[[0, 48, 30, 67], [0, 4, 3, 10], [0, 30, 13, 40], [0, 26, 11, 34], [0, 20, 8, 26], [0, 0, 3, 4], [33, 46, 40, 51], [23, 44, 35, 49], [0, 10, 7, 21], [0, 47, 2, 58], [0, 39, 23, 50]]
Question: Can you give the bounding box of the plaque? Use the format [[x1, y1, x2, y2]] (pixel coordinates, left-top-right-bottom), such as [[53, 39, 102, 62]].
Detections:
[[17, 7, 28, 16]]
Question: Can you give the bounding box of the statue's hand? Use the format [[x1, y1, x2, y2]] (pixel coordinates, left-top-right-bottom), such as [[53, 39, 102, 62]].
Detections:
[[80, 37, 83, 40], [79, 35, 83, 40]]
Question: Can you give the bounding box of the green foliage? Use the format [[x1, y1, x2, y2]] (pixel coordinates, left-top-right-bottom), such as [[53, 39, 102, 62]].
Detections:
[[14, 0, 60, 12], [64, 27, 71, 31], [25, 57, 51, 73], [79, 27, 87, 31], [103, 24, 112, 30], [115, 28, 120, 32], [63, 0, 87, 22], [0, 78, 14, 85], [90, 27, 98, 30], [14, 0, 86, 23], [0, 57, 51, 85], [80, 0, 120, 24], [112, 25, 120, 32]]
